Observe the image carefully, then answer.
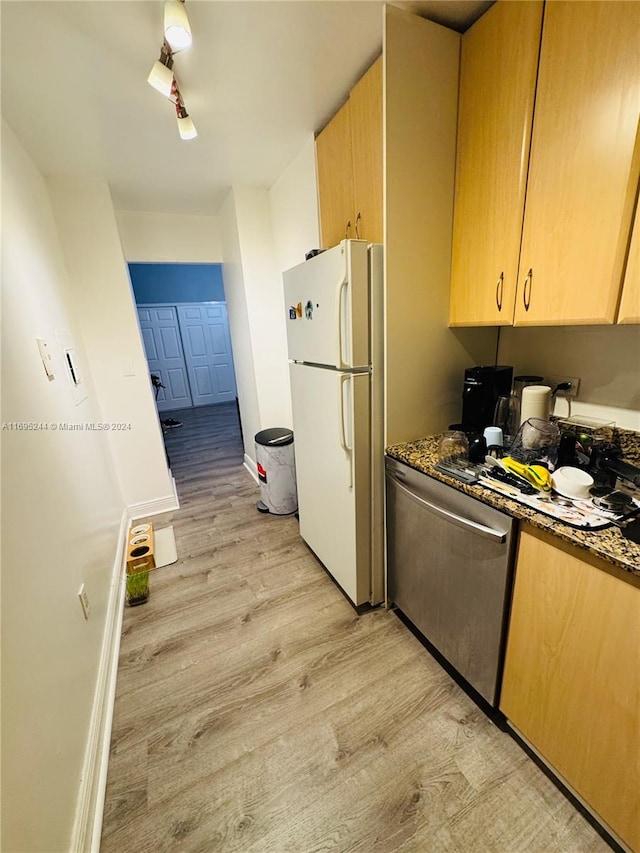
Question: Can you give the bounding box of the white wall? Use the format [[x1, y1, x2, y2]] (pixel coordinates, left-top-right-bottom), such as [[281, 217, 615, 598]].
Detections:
[[499, 325, 640, 431], [234, 186, 292, 431], [219, 190, 262, 465], [269, 135, 320, 274], [48, 180, 176, 515], [220, 186, 294, 465], [115, 209, 222, 262], [1, 122, 124, 853]]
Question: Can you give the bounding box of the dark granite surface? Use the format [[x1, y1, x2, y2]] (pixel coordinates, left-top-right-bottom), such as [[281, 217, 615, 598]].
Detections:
[[386, 428, 640, 577]]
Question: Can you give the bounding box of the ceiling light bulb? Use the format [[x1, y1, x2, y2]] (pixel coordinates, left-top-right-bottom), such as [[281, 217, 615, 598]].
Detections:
[[177, 114, 197, 141], [147, 44, 174, 97], [164, 0, 192, 52], [175, 102, 197, 140]]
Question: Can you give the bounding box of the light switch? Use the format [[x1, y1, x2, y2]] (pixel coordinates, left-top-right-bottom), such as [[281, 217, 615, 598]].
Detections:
[[121, 359, 136, 377], [36, 337, 55, 379]]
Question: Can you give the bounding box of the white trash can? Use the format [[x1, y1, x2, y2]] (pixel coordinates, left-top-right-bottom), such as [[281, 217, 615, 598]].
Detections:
[[255, 428, 298, 515]]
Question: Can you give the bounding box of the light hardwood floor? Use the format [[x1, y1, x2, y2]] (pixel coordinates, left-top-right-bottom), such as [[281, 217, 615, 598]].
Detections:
[[101, 403, 611, 853]]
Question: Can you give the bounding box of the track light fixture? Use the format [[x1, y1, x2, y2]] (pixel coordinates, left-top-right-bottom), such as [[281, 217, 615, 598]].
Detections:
[[175, 102, 197, 140], [147, 1, 196, 140], [172, 82, 197, 140], [164, 0, 192, 52], [147, 42, 174, 97]]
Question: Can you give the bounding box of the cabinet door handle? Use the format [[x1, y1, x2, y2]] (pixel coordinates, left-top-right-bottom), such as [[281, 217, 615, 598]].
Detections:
[[345, 220, 352, 239], [495, 272, 504, 311], [355, 211, 361, 240], [523, 268, 532, 312]]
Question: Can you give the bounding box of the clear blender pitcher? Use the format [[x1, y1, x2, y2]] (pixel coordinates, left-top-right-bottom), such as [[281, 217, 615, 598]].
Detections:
[[493, 393, 520, 448]]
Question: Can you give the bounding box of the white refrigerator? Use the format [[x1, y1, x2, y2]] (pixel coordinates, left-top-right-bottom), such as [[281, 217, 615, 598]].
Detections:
[[283, 240, 384, 607]]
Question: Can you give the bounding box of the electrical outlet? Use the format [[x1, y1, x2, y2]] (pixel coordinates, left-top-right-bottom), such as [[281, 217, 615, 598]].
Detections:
[[78, 584, 90, 620], [547, 375, 581, 398]]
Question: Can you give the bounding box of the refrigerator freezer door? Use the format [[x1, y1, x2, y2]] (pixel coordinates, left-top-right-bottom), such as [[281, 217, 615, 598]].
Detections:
[[290, 362, 372, 606], [284, 240, 370, 369]]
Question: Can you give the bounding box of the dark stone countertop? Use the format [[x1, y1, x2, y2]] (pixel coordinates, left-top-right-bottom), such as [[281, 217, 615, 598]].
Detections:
[[386, 429, 640, 577]]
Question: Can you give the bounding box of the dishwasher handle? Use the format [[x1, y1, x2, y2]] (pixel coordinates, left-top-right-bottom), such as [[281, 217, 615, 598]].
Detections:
[[388, 473, 507, 543]]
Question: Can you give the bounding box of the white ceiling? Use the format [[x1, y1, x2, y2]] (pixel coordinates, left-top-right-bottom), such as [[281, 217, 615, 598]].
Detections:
[[1, 0, 491, 217]]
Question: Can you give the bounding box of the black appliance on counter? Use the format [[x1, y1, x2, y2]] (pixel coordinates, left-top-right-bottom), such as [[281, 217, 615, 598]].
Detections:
[[461, 365, 513, 433]]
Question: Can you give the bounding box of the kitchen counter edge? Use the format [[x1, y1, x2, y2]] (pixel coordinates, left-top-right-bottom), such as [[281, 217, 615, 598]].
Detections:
[[385, 436, 640, 577]]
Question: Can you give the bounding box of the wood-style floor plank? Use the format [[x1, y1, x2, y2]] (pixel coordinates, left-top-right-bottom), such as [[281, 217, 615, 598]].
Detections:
[[101, 402, 610, 852]]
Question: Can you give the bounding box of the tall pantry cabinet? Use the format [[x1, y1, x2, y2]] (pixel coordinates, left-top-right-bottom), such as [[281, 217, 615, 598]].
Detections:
[[450, 0, 640, 327], [315, 7, 496, 445]]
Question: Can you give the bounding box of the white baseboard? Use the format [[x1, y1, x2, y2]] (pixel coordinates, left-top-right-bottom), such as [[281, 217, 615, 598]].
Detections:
[[244, 453, 259, 484], [128, 476, 179, 520], [71, 509, 128, 853]]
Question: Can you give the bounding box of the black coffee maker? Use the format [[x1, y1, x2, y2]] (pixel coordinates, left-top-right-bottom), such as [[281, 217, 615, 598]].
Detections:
[[461, 365, 513, 433]]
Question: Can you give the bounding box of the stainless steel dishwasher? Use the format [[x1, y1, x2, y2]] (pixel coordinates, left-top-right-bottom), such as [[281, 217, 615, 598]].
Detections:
[[385, 456, 516, 706]]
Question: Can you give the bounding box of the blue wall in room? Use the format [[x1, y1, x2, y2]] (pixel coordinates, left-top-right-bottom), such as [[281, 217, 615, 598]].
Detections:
[[128, 263, 226, 304]]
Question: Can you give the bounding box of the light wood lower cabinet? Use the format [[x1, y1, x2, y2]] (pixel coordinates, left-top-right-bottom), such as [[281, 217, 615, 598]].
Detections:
[[500, 526, 640, 851]]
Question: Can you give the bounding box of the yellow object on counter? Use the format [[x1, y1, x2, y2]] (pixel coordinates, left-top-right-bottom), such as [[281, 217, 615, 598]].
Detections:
[[503, 457, 553, 491]]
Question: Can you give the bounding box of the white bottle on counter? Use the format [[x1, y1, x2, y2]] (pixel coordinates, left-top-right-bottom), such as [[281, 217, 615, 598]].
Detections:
[[520, 385, 552, 424]]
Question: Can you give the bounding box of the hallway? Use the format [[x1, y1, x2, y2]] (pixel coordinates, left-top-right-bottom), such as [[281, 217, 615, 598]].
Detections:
[[101, 403, 608, 852]]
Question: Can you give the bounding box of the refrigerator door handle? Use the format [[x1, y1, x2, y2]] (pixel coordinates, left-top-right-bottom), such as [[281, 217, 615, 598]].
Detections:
[[338, 373, 353, 489], [336, 278, 349, 370]]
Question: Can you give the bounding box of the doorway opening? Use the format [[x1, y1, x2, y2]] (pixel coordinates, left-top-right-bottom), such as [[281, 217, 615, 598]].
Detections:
[[129, 262, 242, 453]]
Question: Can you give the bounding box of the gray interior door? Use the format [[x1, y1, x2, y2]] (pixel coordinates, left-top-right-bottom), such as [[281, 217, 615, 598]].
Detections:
[[137, 306, 193, 411], [177, 304, 237, 406]]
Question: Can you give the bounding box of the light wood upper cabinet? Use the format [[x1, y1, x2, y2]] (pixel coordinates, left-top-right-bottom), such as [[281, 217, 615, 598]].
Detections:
[[449, 1, 543, 327], [500, 526, 640, 852], [350, 57, 383, 245], [316, 99, 355, 250], [316, 57, 383, 249], [514, 1, 640, 325], [617, 201, 640, 323]]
